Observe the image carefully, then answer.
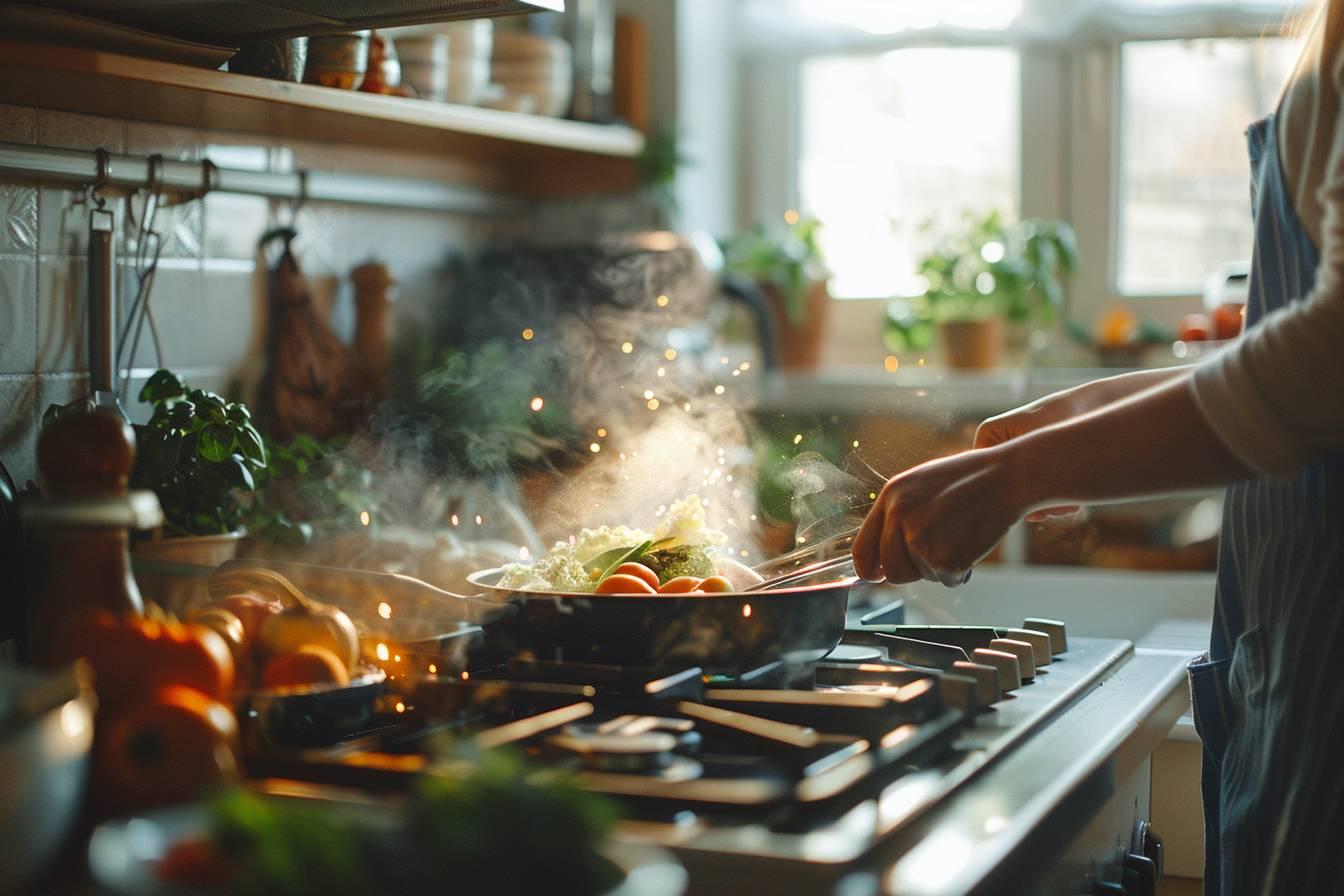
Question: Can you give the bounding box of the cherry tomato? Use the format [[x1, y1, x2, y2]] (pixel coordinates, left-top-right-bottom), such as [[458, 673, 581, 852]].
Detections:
[[613, 562, 660, 591], [1178, 313, 1211, 342], [697, 575, 734, 593], [657, 576, 703, 594], [1212, 303, 1244, 340], [594, 573, 658, 594]]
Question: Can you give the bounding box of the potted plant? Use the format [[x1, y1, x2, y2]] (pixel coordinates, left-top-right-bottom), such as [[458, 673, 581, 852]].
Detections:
[[905, 210, 1079, 369], [723, 215, 831, 371], [128, 369, 268, 609]]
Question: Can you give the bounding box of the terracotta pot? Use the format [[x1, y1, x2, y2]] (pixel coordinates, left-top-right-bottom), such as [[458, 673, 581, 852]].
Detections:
[[761, 279, 831, 371], [133, 530, 245, 615], [939, 318, 1004, 370]]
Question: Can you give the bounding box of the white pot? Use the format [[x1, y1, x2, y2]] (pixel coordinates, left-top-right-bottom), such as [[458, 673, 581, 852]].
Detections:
[[133, 530, 245, 615]]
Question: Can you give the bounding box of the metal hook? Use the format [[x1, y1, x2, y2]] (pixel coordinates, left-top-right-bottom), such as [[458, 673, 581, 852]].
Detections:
[[199, 158, 220, 198], [88, 146, 110, 210], [291, 169, 309, 221]]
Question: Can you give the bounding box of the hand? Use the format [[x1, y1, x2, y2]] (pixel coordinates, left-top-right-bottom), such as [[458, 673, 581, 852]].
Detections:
[[851, 446, 1028, 586]]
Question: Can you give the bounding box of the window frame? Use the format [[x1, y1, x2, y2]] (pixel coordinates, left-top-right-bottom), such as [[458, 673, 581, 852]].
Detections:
[[738, 16, 1297, 346]]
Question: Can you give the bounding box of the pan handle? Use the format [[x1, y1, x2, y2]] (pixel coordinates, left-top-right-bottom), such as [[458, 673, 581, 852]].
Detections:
[[211, 558, 505, 626]]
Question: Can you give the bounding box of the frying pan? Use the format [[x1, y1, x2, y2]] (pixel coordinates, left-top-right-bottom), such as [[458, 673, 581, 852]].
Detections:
[[208, 536, 859, 676], [466, 564, 857, 674]]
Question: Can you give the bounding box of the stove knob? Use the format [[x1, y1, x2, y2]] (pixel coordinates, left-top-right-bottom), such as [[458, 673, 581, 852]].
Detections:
[[951, 660, 1001, 707], [989, 638, 1036, 681], [1023, 617, 1068, 655], [1005, 628, 1052, 666], [971, 648, 1022, 691], [937, 670, 979, 714]]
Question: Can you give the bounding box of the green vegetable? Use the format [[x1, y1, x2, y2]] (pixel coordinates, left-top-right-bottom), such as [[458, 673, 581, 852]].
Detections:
[[593, 539, 652, 583], [207, 752, 621, 896], [642, 545, 716, 583]]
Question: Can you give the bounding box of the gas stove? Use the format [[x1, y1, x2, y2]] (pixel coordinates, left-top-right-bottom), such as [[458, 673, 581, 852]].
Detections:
[[245, 610, 1191, 896]]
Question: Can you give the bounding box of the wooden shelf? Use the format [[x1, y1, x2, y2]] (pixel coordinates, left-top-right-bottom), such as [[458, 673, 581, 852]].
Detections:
[[0, 40, 644, 197]]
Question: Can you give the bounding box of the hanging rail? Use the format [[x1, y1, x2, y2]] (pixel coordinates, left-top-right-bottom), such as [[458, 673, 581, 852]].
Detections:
[[0, 141, 518, 215]]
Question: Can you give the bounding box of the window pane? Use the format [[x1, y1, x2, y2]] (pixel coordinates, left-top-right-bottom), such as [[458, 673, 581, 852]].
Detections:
[[799, 49, 1020, 299], [1117, 37, 1302, 295]]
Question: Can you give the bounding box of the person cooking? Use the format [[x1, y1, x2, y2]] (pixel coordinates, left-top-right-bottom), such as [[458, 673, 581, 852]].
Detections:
[[852, 4, 1344, 893]]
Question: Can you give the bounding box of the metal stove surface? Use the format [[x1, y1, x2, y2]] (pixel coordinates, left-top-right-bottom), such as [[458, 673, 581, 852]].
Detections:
[[616, 636, 1131, 868]]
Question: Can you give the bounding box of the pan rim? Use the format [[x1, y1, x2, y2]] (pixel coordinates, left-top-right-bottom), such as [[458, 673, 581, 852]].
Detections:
[[466, 566, 859, 598]]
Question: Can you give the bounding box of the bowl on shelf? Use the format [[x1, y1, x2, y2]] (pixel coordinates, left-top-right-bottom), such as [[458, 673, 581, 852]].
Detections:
[[490, 35, 572, 118], [395, 33, 449, 101], [303, 31, 370, 90]]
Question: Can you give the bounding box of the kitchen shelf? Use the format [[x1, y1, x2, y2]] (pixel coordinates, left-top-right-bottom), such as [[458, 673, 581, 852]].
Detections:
[[0, 40, 644, 198]]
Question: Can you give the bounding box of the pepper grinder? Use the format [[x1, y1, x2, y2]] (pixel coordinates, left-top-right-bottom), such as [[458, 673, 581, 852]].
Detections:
[[23, 408, 162, 665], [351, 260, 396, 396]]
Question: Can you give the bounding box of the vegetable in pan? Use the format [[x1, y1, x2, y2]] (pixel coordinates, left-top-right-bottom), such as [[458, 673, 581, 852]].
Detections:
[[498, 495, 750, 593]]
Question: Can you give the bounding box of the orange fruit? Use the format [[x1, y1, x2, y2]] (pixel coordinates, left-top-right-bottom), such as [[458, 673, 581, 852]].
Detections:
[[1096, 306, 1138, 348], [657, 576, 704, 594], [613, 562, 660, 590], [697, 575, 735, 593], [594, 573, 658, 595], [260, 644, 351, 689]]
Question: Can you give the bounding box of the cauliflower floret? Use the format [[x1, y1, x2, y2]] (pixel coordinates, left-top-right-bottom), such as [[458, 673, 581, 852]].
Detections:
[[497, 543, 591, 592], [653, 495, 726, 547], [572, 525, 653, 564]]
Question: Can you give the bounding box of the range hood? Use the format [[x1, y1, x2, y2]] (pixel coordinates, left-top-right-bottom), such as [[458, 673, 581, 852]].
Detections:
[[32, 0, 564, 43]]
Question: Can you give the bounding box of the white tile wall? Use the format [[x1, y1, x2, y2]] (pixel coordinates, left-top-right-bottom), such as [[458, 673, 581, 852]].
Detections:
[[0, 106, 504, 488]]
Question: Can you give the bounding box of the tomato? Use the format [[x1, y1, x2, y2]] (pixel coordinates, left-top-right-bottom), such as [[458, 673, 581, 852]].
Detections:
[[261, 644, 350, 689], [1212, 303, 1244, 340], [55, 612, 234, 711], [203, 594, 282, 663], [187, 607, 250, 688], [1178, 313, 1211, 342], [697, 575, 734, 593], [594, 574, 658, 594], [96, 685, 238, 812], [657, 576, 703, 594], [613, 562, 660, 591]]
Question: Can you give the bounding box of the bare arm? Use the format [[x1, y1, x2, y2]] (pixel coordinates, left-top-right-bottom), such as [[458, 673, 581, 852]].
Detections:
[[975, 366, 1189, 448], [1003, 369, 1253, 511]]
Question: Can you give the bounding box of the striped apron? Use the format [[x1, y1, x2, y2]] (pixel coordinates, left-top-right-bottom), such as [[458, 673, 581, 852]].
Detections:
[[1190, 112, 1344, 895]]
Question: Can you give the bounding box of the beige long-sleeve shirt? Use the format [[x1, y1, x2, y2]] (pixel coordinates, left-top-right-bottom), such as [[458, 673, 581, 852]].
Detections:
[[1189, 4, 1344, 473]]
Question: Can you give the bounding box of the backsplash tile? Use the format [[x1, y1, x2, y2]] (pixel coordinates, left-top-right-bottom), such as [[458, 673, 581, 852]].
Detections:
[[0, 376, 39, 488], [0, 186, 37, 254], [0, 256, 37, 375], [35, 255, 86, 374]]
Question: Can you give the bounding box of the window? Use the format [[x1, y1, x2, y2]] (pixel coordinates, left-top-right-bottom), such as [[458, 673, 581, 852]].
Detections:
[[798, 48, 1020, 299], [1117, 37, 1304, 295]]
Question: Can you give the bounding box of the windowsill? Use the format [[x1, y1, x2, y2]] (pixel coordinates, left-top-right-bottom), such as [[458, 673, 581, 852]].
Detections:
[[757, 363, 1157, 416]]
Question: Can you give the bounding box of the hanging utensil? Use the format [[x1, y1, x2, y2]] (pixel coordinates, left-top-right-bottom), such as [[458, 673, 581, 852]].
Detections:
[[85, 149, 121, 416]]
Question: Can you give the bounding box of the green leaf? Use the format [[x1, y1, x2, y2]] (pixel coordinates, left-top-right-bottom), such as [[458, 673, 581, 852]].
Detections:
[[200, 424, 234, 462], [222, 454, 255, 491], [596, 540, 653, 583], [238, 424, 267, 466], [139, 369, 185, 405]]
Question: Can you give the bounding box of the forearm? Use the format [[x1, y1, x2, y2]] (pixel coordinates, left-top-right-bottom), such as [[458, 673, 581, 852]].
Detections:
[[1061, 366, 1189, 415], [1002, 369, 1252, 511]]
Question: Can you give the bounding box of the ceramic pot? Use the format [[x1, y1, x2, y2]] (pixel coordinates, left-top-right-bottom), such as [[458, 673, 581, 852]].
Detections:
[[762, 279, 831, 371], [939, 317, 1005, 369], [133, 530, 245, 615]]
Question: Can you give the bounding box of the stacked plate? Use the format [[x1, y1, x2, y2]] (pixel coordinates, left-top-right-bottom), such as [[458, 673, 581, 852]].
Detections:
[[489, 31, 572, 118], [387, 20, 492, 106]]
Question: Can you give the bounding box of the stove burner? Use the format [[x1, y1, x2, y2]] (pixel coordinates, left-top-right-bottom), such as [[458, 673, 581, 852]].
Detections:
[[824, 644, 884, 663], [548, 730, 679, 772]]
